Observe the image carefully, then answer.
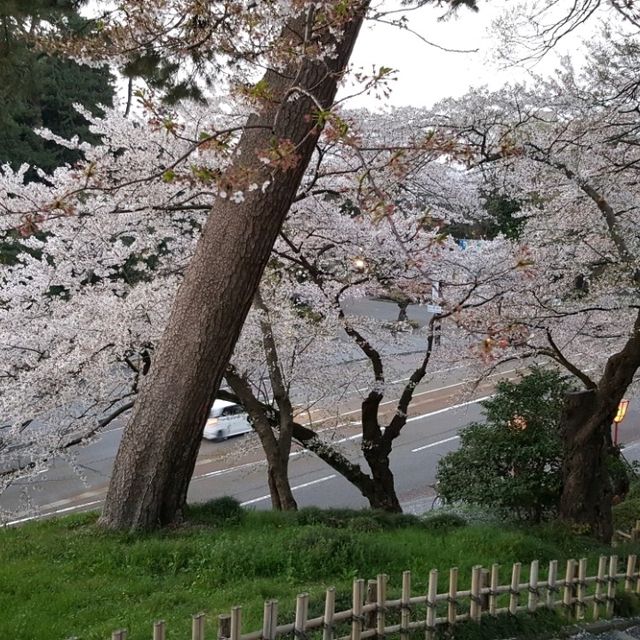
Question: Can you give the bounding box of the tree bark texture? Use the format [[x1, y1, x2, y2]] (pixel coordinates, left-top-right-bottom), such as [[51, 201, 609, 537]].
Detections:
[[559, 310, 640, 542], [558, 390, 613, 541], [99, 5, 369, 530]]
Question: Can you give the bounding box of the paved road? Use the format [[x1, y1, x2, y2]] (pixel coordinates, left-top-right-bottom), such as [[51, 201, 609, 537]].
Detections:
[[1, 361, 511, 524], [4, 365, 639, 526]]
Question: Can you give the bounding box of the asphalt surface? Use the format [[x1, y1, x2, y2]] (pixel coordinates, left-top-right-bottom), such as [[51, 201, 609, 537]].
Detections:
[[568, 623, 640, 640], [1, 360, 510, 524]]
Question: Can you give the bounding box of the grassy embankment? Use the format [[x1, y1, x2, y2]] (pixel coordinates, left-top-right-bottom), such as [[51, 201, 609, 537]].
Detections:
[[2, 501, 640, 640]]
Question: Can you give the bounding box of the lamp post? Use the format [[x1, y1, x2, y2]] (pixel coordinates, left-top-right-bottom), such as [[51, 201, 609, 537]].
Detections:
[[613, 399, 630, 446]]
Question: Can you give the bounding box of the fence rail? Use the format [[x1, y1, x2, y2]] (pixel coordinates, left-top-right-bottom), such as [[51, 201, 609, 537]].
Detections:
[[110, 523, 640, 640]]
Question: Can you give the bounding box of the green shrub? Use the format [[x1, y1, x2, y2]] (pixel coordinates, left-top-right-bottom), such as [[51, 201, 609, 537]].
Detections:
[[345, 516, 384, 533], [293, 507, 421, 530], [421, 512, 467, 532], [283, 526, 367, 580], [436, 368, 571, 522], [613, 494, 640, 531], [187, 496, 245, 526]]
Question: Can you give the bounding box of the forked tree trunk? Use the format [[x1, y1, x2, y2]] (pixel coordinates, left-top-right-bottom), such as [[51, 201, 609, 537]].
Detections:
[[99, 5, 369, 531], [559, 311, 640, 542], [362, 446, 402, 512], [267, 460, 298, 511]]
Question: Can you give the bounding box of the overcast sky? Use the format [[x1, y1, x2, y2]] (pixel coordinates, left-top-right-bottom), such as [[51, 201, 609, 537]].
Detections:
[[346, 1, 601, 109]]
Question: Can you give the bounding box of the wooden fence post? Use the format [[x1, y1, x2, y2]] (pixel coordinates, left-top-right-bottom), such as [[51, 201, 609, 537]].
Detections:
[[563, 559, 576, 617], [576, 559, 587, 620], [425, 569, 438, 640], [218, 614, 231, 640], [400, 571, 411, 640], [489, 564, 499, 616], [230, 607, 242, 640], [262, 600, 278, 640], [479, 568, 490, 612], [365, 580, 377, 629], [625, 555, 637, 592], [470, 566, 482, 623], [593, 556, 607, 620], [295, 593, 309, 640], [192, 613, 206, 640], [376, 574, 387, 640], [546, 560, 558, 609], [527, 560, 539, 613], [606, 555, 617, 618], [323, 588, 336, 640], [509, 563, 521, 615], [352, 579, 364, 640], [447, 567, 458, 626], [153, 621, 166, 640]]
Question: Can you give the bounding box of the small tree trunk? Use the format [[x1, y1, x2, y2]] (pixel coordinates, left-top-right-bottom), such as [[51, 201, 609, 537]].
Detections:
[[361, 399, 402, 512], [362, 441, 402, 512], [267, 461, 298, 511], [267, 467, 282, 511], [263, 447, 297, 511], [99, 6, 368, 531], [225, 369, 298, 511], [369, 474, 402, 511]]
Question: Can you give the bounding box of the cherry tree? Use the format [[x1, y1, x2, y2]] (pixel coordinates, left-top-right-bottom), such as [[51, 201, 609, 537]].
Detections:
[[220, 114, 527, 511], [424, 31, 640, 539], [0, 95, 516, 516], [2, 0, 499, 528]]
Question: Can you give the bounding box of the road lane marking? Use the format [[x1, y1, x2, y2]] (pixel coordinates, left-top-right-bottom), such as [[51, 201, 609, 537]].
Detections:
[[406, 395, 492, 423], [314, 369, 515, 423], [194, 395, 492, 481], [406, 395, 492, 452], [5, 499, 103, 527], [411, 435, 460, 453], [240, 474, 337, 506], [196, 459, 263, 480]]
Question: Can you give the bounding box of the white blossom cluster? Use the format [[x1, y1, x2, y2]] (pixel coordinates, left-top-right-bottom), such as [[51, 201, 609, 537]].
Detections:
[[427, 34, 640, 381]]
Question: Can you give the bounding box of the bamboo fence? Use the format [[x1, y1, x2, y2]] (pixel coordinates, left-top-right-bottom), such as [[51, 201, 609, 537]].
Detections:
[[109, 523, 640, 640]]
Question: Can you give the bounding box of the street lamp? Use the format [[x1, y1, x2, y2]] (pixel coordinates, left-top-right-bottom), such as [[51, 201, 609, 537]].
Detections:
[[613, 399, 630, 446]]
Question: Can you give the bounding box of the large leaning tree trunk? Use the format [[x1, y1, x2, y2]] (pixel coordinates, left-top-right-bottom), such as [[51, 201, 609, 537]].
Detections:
[[559, 310, 640, 542], [99, 4, 369, 531]]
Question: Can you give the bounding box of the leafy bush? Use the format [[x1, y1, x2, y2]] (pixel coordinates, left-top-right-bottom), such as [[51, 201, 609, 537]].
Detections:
[[283, 526, 368, 580], [613, 484, 640, 531], [421, 512, 467, 532], [187, 496, 245, 525], [293, 507, 421, 530], [436, 368, 571, 522]]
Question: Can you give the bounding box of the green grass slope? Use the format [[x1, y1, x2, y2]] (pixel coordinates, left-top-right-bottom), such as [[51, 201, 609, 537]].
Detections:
[[0, 503, 634, 640]]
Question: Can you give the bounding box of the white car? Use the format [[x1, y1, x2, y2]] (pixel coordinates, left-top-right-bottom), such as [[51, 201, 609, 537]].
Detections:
[[202, 400, 252, 441]]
